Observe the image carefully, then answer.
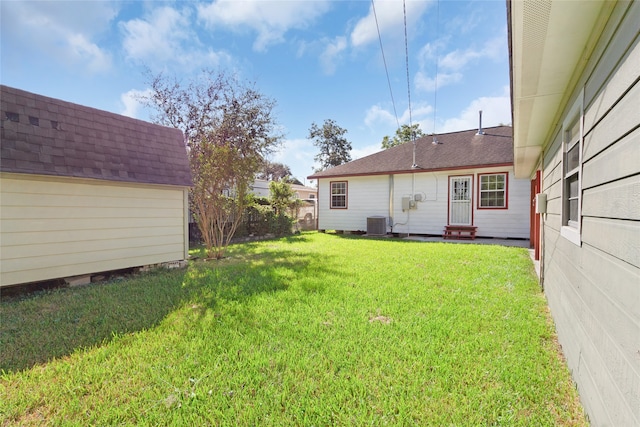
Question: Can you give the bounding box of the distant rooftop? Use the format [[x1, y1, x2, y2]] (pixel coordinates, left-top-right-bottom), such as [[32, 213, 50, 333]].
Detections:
[[308, 125, 513, 179]]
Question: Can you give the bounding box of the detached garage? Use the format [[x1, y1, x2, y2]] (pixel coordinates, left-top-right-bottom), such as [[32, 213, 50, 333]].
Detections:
[[0, 85, 192, 287]]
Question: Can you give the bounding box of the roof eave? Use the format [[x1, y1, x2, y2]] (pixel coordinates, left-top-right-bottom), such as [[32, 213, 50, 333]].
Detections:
[[508, 0, 609, 179], [308, 162, 514, 180]]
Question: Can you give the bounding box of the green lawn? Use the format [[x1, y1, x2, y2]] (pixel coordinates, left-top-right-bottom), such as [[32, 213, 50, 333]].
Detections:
[[0, 232, 586, 425]]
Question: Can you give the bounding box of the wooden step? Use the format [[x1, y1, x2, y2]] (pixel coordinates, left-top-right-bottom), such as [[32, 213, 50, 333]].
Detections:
[[443, 225, 477, 240]]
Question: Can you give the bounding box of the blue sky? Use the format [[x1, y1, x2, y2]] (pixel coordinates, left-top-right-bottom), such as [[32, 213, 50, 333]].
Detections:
[[1, 0, 511, 185]]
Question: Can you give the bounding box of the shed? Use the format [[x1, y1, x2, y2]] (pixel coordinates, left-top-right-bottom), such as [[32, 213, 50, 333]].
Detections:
[[0, 85, 192, 287]]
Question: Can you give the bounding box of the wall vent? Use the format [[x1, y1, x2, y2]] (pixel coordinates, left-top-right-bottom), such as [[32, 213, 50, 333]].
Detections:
[[367, 216, 387, 236]]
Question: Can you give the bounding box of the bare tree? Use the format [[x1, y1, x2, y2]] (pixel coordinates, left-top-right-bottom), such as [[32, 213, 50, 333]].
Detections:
[[142, 70, 282, 259]]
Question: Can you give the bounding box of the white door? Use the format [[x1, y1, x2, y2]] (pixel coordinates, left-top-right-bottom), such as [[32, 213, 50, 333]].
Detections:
[[449, 176, 472, 225]]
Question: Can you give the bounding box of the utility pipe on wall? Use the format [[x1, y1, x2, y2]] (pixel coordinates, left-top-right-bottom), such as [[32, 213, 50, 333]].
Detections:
[[388, 174, 394, 232]]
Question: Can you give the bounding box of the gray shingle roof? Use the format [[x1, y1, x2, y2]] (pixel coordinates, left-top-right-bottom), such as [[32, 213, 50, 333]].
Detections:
[[308, 126, 514, 179], [1, 85, 192, 187]]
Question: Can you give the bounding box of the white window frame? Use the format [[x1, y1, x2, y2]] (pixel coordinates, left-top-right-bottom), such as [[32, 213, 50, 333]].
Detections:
[[478, 173, 508, 209], [560, 91, 583, 246], [330, 181, 347, 209]]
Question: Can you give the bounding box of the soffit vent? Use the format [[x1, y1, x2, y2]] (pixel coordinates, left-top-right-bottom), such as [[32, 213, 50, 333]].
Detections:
[[521, 0, 551, 98]]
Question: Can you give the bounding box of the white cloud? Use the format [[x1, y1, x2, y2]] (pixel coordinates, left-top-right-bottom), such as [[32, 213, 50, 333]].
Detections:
[[415, 31, 507, 93], [351, 143, 381, 161], [319, 36, 347, 75], [4, 1, 118, 35], [197, 1, 331, 52], [120, 6, 231, 71], [365, 105, 397, 127], [414, 71, 462, 92], [416, 41, 442, 69], [271, 138, 317, 180], [120, 6, 232, 71], [350, 0, 430, 48], [120, 88, 153, 119], [438, 86, 511, 133], [438, 35, 504, 71], [406, 104, 434, 123], [1, 1, 116, 73], [68, 34, 112, 73], [121, 7, 191, 62], [365, 103, 433, 129]]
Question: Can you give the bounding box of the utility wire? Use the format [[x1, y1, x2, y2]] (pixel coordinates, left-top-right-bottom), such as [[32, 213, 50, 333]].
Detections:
[[403, 0, 418, 169], [371, 0, 400, 131], [403, 0, 413, 138], [432, 0, 440, 142]]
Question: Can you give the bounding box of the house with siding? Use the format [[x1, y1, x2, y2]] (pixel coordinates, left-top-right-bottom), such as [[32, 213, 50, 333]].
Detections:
[[508, 1, 639, 425], [0, 85, 192, 288], [251, 179, 317, 200], [251, 179, 318, 229], [308, 125, 530, 239]]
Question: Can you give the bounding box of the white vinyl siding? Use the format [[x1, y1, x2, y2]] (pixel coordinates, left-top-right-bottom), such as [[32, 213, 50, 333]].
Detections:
[[317, 168, 530, 238], [317, 176, 388, 231], [1, 173, 189, 287], [473, 171, 529, 238]]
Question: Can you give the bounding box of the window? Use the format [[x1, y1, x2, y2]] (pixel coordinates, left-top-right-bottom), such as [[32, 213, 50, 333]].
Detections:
[[561, 92, 583, 246], [478, 173, 508, 208], [330, 181, 347, 209]]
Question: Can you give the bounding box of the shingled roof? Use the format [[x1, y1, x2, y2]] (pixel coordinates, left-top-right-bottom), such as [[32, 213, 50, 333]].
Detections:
[[308, 125, 514, 179], [0, 85, 192, 187]]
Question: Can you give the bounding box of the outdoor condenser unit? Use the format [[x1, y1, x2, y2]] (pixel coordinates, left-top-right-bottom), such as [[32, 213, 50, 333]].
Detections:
[[367, 216, 387, 236]]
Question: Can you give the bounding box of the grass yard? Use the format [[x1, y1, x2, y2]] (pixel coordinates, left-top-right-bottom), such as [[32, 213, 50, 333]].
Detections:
[[0, 232, 586, 425]]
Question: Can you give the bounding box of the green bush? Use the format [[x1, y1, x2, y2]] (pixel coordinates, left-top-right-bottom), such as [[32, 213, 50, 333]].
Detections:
[[269, 212, 295, 236], [238, 197, 294, 237], [192, 195, 295, 241]]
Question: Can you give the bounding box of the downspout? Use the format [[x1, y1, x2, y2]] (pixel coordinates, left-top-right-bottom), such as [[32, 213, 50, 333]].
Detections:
[[537, 155, 545, 291], [316, 183, 320, 231], [389, 174, 394, 233]]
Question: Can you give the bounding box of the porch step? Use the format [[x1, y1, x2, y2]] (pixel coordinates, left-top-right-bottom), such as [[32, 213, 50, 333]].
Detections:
[[443, 225, 477, 240]]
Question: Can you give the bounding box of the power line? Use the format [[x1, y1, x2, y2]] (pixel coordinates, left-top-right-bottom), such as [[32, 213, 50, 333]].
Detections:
[[371, 0, 400, 130], [403, 0, 413, 137], [432, 0, 440, 142]]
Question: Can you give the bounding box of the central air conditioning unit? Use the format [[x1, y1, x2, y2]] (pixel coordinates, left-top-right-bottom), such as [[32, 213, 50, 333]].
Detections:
[[367, 216, 387, 236]]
